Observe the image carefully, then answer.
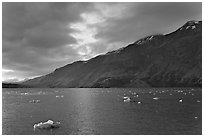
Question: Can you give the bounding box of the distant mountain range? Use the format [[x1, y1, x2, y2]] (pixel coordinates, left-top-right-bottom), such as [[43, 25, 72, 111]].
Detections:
[[11, 20, 201, 88], [2, 83, 30, 88]]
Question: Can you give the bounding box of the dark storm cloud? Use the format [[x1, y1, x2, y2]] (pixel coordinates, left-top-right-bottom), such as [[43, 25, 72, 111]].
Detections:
[[2, 2, 202, 81], [95, 2, 202, 44], [2, 2, 93, 80], [2, 2, 92, 45]]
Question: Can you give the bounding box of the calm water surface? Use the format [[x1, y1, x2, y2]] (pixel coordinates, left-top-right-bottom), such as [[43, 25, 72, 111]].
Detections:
[[2, 88, 202, 135]]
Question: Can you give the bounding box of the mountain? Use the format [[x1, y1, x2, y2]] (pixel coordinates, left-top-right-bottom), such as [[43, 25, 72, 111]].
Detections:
[[22, 20, 202, 88], [2, 83, 31, 88]]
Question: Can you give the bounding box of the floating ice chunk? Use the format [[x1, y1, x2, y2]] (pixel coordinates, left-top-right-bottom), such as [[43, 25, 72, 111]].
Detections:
[[170, 93, 172, 96], [123, 96, 129, 100], [153, 97, 159, 100], [124, 99, 131, 102], [133, 93, 139, 97], [123, 96, 131, 102], [194, 116, 198, 119], [196, 100, 201, 103], [137, 101, 142, 104], [179, 99, 183, 103], [20, 92, 29, 95], [34, 120, 60, 129], [56, 95, 64, 98]]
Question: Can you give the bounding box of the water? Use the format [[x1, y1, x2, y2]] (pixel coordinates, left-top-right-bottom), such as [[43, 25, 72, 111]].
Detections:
[[2, 88, 202, 135]]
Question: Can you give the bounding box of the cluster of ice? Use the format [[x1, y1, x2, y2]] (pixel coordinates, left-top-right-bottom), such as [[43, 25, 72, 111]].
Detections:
[[34, 120, 60, 129], [123, 96, 131, 102], [56, 95, 64, 98], [20, 91, 46, 96]]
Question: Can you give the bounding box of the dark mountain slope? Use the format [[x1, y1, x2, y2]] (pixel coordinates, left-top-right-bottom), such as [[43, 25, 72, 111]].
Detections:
[[22, 21, 202, 88], [2, 83, 31, 88]]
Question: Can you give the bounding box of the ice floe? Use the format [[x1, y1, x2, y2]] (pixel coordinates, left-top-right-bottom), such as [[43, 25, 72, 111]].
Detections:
[[34, 120, 60, 129], [194, 116, 198, 119], [153, 97, 159, 100], [20, 91, 46, 96], [123, 96, 131, 102], [137, 101, 142, 104], [56, 95, 64, 98]]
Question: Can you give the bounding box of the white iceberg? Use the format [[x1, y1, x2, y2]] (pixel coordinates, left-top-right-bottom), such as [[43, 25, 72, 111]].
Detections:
[[137, 101, 142, 104], [179, 99, 183, 103], [56, 95, 64, 98], [123, 96, 131, 102], [153, 97, 159, 100], [34, 120, 60, 129]]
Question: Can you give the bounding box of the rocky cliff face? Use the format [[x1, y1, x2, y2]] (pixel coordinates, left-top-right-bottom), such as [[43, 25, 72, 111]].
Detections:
[[23, 21, 202, 88]]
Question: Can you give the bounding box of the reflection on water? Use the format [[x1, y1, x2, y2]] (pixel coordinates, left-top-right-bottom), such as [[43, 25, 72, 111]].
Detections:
[[2, 88, 202, 135]]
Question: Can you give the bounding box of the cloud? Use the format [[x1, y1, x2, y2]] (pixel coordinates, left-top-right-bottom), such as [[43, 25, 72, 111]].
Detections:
[[2, 2, 92, 81], [95, 2, 202, 44], [2, 2, 202, 81]]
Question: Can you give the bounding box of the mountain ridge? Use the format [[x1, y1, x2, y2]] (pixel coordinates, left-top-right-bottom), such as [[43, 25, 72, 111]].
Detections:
[[22, 20, 202, 88]]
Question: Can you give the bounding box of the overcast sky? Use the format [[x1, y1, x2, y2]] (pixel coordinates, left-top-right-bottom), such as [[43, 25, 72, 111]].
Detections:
[[2, 2, 202, 82]]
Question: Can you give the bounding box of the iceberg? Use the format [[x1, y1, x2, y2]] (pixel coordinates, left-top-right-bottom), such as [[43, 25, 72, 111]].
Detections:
[[34, 120, 60, 129], [123, 96, 131, 102], [153, 97, 159, 100]]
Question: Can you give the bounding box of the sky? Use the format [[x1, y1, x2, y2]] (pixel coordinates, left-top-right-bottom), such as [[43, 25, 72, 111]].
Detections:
[[2, 2, 202, 82]]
